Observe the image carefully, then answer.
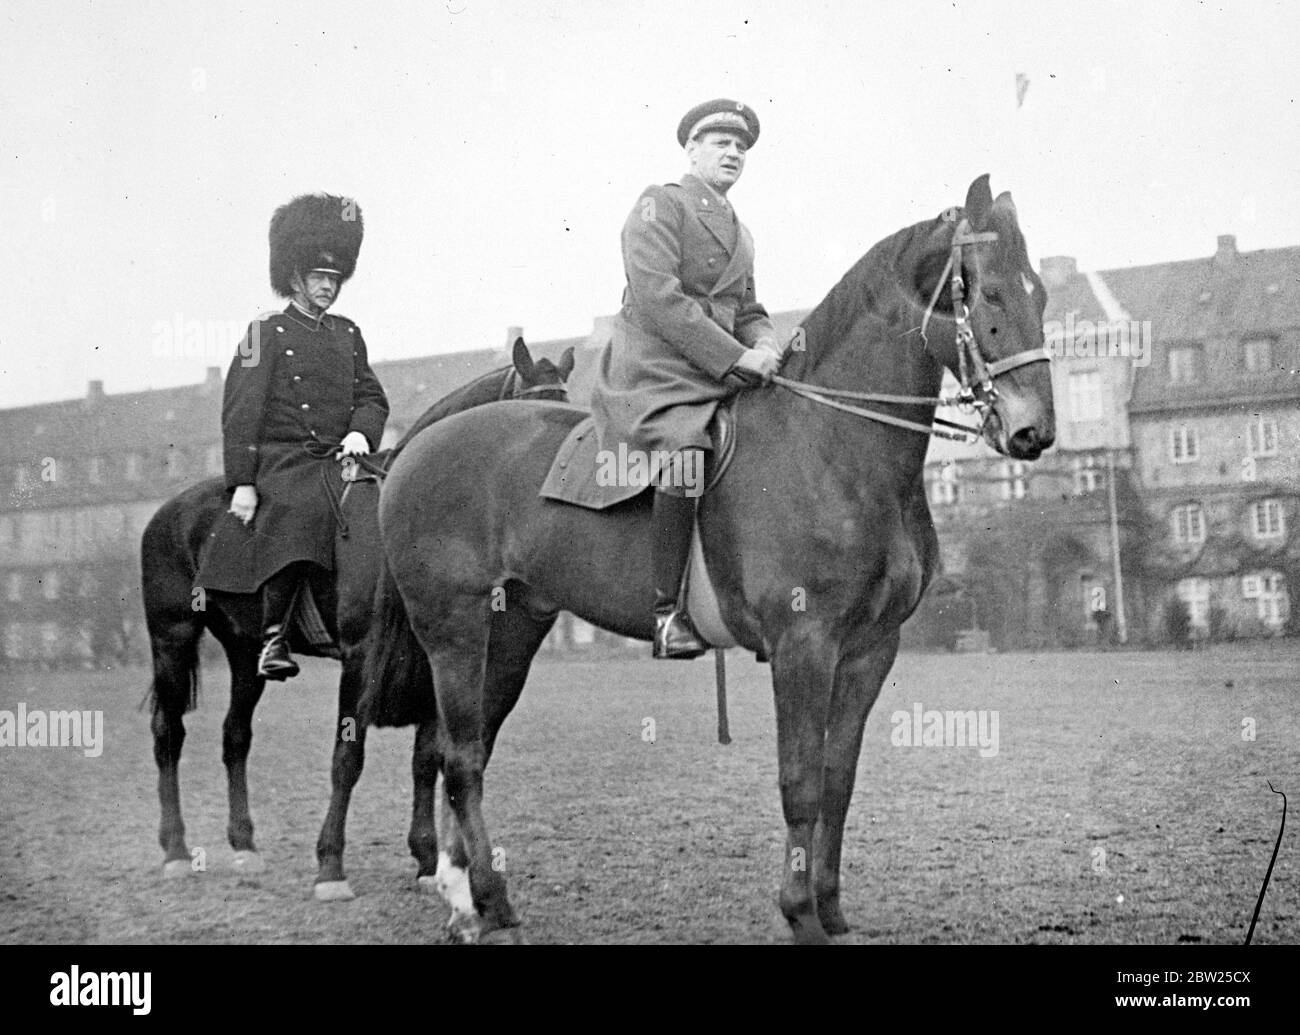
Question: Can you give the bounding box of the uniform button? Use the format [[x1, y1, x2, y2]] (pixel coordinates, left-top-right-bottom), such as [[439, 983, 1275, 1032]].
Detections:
[[708, 258, 717, 267], [285, 349, 294, 356], [301, 403, 310, 410], [293, 375, 302, 382], [310, 430, 318, 437], [353, 378, 359, 384], [347, 327, 355, 334], [350, 405, 356, 412], [275, 326, 284, 333], [352, 351, 358, 358]]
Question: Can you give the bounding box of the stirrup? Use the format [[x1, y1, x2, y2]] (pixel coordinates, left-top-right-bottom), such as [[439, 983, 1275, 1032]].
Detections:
[[653, 610, 708, 660], [258, 626, 299, 681]]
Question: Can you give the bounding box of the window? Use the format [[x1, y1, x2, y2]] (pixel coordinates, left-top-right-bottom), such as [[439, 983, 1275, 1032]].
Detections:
[[1177, 578, 1210, 628], [124, 454, 142, 480], [0, 516, 12, 548], [1243, 572, 1289, 627], [88, 456, 104, 485], [5, 573, 21, 602], [1169, 425, 1199, 463], [1251, 499, 1285, 539], [1067, 370, 1103, 422], [41, 570, 60, 601], [1243, 338, 1273, 372], [1172, 504, 1205, 544], [205, 444, 223, 476], [1168, 346, 1202, 384], [999, 461, 1027, 500], [930, 462, 960, 505], [165, 448, 186, 479], [1073, 455, 1103, 494], [1247, 416, 1278, 457]]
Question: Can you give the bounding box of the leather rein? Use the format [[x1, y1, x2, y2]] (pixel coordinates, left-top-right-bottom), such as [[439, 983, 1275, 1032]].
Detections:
[[772, 212, 1049, 442]]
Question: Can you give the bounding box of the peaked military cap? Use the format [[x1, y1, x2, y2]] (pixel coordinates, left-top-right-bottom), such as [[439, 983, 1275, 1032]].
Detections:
[[676, 98, 760, 148]]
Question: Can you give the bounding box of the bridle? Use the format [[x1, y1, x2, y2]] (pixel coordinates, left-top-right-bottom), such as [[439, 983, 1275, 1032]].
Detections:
[[772, 209, 1050, 442], [497, 366, 571, 401]]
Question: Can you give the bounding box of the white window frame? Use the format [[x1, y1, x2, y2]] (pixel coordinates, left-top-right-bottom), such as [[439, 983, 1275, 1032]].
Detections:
[[931, 462, 960, 505], [1169, 425, 1199, 464], [1172, 503, 1206, 544], [1168, 346, 1201, 384], [1073, 455, 1102, 494], [1251, 499, 1285, 539], [1177, 577, 1211, 628], [999, 461, 1027, 500], [1247, 415, 1278, 458]]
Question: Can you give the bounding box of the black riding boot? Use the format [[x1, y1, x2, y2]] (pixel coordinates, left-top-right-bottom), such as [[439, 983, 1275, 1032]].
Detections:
[[258, 564, 303, 681], [651, 485, 708, 660]]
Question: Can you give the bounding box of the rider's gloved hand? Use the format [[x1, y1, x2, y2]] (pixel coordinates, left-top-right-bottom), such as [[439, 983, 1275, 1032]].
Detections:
[[731, 347, 781, 385], [230, 484, 258, 525], [338, 431, 372, 458]]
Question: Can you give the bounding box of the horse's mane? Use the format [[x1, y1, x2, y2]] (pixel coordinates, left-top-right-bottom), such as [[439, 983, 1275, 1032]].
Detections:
[[788, 218, 938, 379], [389, 364, 515, 459]]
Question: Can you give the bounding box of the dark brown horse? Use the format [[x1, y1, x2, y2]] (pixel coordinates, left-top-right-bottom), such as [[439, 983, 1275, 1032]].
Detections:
[[140, 338, 572, 894], [362, 176, 1056, 943]]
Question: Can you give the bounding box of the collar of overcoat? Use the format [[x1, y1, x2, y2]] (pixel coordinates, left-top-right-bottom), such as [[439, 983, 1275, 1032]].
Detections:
[[680, 173, 754, 300]]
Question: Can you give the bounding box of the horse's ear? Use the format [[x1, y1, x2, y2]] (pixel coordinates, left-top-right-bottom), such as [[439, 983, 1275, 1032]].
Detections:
[[993, 190, 1017, 220], [964, 174, 993, 228], [557, 346, 575, 380], [511, 337, 535, 378]]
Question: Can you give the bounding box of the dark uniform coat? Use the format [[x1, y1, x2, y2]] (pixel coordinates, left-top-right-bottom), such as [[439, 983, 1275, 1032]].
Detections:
[[195, 305, 388, 594], [589, 173, 778, 462]]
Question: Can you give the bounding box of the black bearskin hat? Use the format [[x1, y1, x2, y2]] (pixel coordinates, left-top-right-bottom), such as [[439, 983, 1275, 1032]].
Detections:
[[268, 193, 364, 298]]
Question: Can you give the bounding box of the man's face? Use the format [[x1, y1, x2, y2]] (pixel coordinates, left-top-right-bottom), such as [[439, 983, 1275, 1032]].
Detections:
[[293, 270, 340, 312], [687, 131, 748, 194]]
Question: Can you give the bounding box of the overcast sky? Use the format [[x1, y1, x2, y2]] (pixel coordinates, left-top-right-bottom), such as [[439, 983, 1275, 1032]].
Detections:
[[2, 0, 1296, 408]]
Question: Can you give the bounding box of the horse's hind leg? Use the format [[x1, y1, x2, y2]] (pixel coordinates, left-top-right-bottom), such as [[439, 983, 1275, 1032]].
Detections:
[[221, 642, 266, 873], [813, 629, 899, 936], [150, 617, 201, 878], [429, 604, 554, 941], [314, 650, 367, 900]]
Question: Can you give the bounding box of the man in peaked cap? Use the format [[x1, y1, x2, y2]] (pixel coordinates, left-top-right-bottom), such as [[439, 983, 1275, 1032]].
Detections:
[[195, 193, 389, 680], [588, 98, 783, 659]]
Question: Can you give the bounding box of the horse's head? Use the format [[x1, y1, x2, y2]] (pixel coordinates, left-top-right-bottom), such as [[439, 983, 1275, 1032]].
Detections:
[[510, 337, 574, 402], [910, 175, 1055, 460]]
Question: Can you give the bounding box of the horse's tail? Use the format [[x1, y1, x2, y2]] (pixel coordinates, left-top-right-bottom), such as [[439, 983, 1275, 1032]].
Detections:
[[359, 556, 436, 728]]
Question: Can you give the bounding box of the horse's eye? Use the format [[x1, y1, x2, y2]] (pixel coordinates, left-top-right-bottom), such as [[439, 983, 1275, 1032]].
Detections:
[[983, 288, 1004, 308]]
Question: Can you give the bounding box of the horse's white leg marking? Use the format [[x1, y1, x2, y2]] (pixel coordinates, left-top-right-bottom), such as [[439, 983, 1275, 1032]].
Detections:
[[435, 850, 481, 942]]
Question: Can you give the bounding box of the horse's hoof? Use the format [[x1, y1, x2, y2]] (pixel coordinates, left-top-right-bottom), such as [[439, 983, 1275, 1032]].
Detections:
[[817, 903, 850, 936], [788, 916, 832, 945], [314, 880, 356, 902], [446, 912, 484, 945], [161, 858, 192, 880], [480, 925, 528, 945], [232, 850, 265, 875], [416, 875, 440, 896]]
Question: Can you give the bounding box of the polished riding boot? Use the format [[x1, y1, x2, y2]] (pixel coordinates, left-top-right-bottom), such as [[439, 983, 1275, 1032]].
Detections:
[[651, 485, 708, 660], [258, 566, 302, 681]]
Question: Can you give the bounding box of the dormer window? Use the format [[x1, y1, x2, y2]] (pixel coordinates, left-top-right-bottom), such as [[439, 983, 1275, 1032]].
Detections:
[[1168, 345, 1202, 384]]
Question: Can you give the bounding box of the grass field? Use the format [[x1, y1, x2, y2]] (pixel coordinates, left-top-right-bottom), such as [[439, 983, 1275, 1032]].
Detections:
[[1, 642, 1297, 944]]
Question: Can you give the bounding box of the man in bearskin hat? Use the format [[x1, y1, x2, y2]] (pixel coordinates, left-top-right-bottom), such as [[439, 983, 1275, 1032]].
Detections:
[[588, 99, 782, 659], [195, 193, 388, 680]]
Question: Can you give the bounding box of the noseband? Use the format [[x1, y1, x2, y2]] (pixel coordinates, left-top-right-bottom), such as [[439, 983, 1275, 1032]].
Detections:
[[773, 210, 1050, 441]]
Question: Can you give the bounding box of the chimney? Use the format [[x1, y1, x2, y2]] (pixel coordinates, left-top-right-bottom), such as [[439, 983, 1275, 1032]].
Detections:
[[201, 365, 221, 394], [1039, 256, 1077, 289], [85, 380, 105, 405], [1214, 234, 1237, 266]]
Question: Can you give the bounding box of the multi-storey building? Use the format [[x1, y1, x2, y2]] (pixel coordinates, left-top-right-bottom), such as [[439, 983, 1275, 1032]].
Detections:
[[2, 237, 1294, 664]]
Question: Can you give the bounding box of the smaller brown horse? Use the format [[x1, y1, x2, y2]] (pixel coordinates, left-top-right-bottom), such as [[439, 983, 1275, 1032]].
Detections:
[[140, 338, 572, 896]]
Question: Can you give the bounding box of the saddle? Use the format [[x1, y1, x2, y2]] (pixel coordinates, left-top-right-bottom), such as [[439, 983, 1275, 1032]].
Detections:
[[539, 401, 737, 510]]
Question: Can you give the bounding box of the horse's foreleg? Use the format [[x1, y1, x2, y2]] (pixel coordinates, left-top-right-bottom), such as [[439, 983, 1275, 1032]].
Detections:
[[813, 629, 900, 936], [771, 624, 838, 945], [314, 652, 367, 899], [222, 645, 265, 872]]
